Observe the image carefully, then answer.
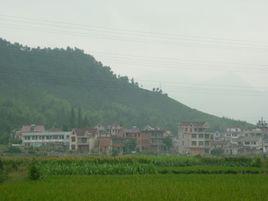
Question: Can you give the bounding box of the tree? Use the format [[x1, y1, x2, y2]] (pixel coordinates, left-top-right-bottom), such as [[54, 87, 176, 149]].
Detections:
[[28, 161, 41, 180], [163, 137, 172, 152], [70, 107, 76, 129], [210, 148, 224, 156], [77, 107, 82, 128], [123, 138, 137, 153]]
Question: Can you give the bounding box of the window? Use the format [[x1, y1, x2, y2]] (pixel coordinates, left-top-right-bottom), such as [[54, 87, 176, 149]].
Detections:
[[71, 137, 76, 142], [205, 134, 210, 139], [24, 136, 30, 140], [192, 141, 197, 146], [199, 134, 204, 138], [71, 145, 75, 150], [199, 141, 204, 146], [205, 141, 209, 146], [78, 138, 87, 143], [192, 134, 197, 138]]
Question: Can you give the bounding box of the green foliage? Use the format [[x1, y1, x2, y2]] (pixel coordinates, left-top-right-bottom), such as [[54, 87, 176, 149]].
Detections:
[[6, 146, 21, 154], [0, 170, 7, 183], [0, 38, 253, 144], [252, 157, 262, 167], [2, 156, 265, 177], [123, 138, 137, 153], [1, 175, 268, 201], [210, 148, 224, 156], [28, 161, 41, 180], [163, 137, 172, 151], [0, 158, 7, 183]]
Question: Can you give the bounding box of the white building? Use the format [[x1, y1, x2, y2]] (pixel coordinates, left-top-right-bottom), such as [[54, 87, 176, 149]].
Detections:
[[22, 131, 71, 149]]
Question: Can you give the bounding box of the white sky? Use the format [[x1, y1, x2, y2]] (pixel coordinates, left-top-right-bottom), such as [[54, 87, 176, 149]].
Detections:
[[0, 0, 268, 123]]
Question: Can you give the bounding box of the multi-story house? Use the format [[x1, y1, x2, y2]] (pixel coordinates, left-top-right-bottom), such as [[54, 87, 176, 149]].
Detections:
[[106, 124, 125, 137], [69, 128, 97, 152], [140, 125, 167, 154], [98, 137, 112, 154], [237, 129, 263, 155], [21, 131, 71, 150], [16, 124, 45, 140], [178, 122, 212, 155], [125, 126, 140, 151], [95, 124, 125, 137]]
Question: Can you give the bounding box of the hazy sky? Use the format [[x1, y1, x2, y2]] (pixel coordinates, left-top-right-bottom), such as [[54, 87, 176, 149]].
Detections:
[[0, 0, 268, 123]]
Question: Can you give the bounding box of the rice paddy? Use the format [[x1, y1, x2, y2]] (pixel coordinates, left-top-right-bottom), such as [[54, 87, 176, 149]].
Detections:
[[1, 175, 268, 201], [0, 156, 267, 201]]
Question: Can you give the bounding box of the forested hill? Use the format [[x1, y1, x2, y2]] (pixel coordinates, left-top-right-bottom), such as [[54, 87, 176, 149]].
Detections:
[[0, 38, 251, 143]]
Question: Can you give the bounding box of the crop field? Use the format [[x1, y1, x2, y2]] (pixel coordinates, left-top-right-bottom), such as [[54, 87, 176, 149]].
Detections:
[[1, 155, 265, 175], [1, 175, 268, 201], [0, 156, 268, 201]]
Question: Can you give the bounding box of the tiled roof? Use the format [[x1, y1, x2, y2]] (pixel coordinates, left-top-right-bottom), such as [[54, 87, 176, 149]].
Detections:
[[74, 128, 97, 136], [180, 122, 207, 127]]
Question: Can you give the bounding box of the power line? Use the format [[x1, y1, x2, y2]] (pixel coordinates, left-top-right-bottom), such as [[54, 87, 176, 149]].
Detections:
[[1, 24, 268, 75], [92, 51, 268, 69], [1, 14, 268, 50], [1, 14, 268, 48], [92, 55, 268, 74], [0, 68, 267, 97]]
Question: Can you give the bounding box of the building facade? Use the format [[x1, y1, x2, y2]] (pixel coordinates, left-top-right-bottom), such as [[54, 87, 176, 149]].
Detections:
[[22, 131, 70, 150], [178, 122, 212, 155], [69, 128, 97, 152]]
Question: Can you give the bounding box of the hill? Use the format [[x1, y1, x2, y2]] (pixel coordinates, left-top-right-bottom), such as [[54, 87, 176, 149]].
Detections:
[[0, 38, 251, 143]]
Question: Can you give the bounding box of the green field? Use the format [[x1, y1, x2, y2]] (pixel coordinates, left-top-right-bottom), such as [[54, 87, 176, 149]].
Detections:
[[1, 175, 268, 201], [1, 156, 268, 201]]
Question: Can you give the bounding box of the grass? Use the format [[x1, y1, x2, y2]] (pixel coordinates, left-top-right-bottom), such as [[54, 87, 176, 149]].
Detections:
[[1, 175, 268, 201], [1, 156, 267, 201]]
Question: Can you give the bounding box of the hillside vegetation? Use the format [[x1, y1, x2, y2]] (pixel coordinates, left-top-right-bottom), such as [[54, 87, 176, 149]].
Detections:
[[0, 38, 251, 143]]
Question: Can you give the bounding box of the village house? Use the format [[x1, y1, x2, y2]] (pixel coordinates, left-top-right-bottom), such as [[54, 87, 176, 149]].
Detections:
[[106, 124, 125, 137], [95, 124, 125, 137], [210, 120, 268, 156], [178, 122, 213, 155], [98, 137, 112, 154], [22, 131, 70, 150], [263, 135, 268, 154], [236, 129, 264, 155], [125, 126, 140, 151], [16, 124, 45, 140], [140, 125, 168, 154], [69, 128, 98, 152]]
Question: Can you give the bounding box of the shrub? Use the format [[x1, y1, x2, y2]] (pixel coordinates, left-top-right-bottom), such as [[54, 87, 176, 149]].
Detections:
[[0, 159, 7, 183], [7, 146, 21, 154], [252, 157, 262, 168], [28, 161, 41, 180], [0, 159, 3, 171]]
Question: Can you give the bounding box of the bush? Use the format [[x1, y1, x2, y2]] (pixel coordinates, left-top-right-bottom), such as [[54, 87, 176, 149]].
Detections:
[[0, 159, 3, 171], [28, 162, 41, 180], [0, 170, 7, 183], [7, 146, 21, 154], [0, 159, 7, 183], [252, 157, 262, 167]]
